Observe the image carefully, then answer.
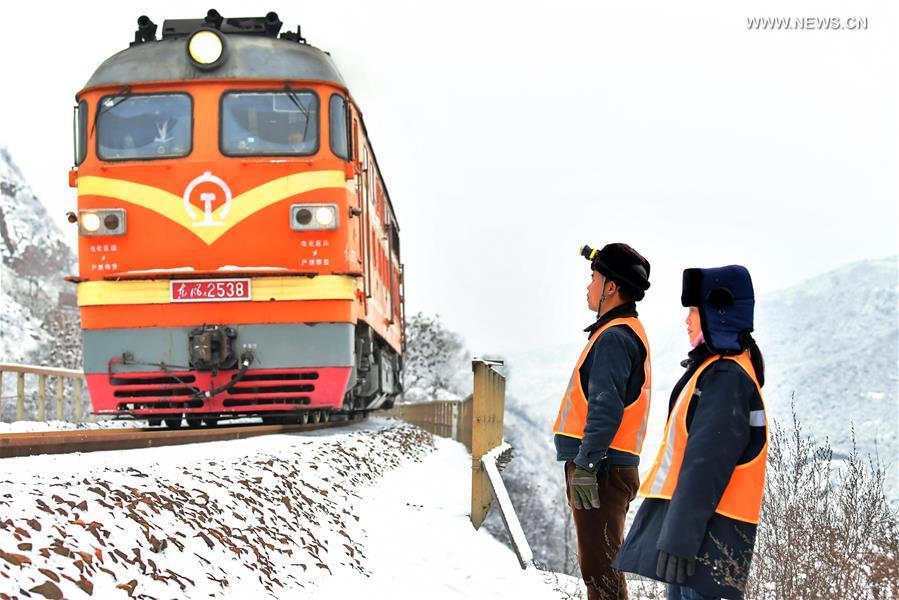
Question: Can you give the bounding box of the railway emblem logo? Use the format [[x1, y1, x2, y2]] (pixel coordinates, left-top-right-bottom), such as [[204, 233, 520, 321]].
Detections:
[[183, 172, 233, 227]]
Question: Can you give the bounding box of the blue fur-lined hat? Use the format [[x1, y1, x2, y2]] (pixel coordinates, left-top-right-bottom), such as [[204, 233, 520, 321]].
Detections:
[[681, 265, 755, 352]]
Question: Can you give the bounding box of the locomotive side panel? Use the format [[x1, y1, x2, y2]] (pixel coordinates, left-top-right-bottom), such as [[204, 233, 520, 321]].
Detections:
[[348, 104, 403, 355]]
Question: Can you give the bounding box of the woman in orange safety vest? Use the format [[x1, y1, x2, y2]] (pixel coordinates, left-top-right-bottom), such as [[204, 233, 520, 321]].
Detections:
[[613, 265, 767, 600]]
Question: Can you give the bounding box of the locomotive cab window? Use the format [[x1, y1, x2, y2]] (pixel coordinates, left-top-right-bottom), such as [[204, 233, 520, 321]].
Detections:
[[96, 93, 192, 161], [73, 99, 88, 165], [221, 91, 319, 156], [329, 94, 349, 160]]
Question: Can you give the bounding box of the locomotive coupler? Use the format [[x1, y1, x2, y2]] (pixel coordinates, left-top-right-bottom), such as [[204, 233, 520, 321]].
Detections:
[[188, 325, 238, 371]]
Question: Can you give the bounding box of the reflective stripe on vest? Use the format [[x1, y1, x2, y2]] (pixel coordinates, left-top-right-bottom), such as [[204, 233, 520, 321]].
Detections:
[[552, 317, 652, 456], [638, 351, 768, 524]]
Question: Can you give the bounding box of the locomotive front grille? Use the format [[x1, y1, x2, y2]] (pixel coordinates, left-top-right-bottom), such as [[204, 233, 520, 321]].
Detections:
[[238, 372, 319, 382], [221, 397, 312, 408], [106, 368, 327, 413], [110, 374, 197, 385], [113, 387, 201, 398], [221, 369, 320, 407], [111, 373, 200, 400], [116, 400, 205, 411], [227, 384, 315, 395]]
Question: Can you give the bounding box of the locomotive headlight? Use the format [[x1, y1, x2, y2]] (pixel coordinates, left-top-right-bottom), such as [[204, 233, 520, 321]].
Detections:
[[81, 212, 101, 233], [187, 29, 225, 69], [296, 208, 312, 226], [79, 209, 126, 236], [314, 206, 336, 227], [290, 204, 339, 231], [103, 214, 120, 230]]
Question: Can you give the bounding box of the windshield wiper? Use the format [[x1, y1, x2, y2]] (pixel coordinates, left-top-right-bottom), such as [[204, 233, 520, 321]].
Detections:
[[283, 82, 309, 117], [90, 85, 132, 138], [284, 82, 313, 146]]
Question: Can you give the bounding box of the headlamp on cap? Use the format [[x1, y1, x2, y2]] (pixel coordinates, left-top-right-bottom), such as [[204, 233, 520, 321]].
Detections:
[[580, 245, 599, 262]]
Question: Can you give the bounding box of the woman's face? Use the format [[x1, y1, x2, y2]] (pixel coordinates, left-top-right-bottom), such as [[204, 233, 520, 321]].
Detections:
[[685, 306, 702, 345]]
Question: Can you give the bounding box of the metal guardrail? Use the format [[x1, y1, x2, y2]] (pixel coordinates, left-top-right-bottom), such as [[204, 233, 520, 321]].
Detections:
[[0, 363, 90, 423], [385, 397, 472, 447]]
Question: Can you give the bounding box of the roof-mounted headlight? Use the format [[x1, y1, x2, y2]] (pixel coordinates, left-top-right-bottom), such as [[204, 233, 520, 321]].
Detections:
[[187, 29, 226, 70]]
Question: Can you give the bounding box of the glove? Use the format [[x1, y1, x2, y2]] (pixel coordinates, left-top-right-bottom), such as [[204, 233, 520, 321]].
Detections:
[[656, 550, 696, 584], [570, 466, 601, 510]]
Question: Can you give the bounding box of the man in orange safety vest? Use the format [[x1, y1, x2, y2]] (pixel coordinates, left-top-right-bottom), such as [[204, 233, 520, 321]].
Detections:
[[553, 243, 652, 600]]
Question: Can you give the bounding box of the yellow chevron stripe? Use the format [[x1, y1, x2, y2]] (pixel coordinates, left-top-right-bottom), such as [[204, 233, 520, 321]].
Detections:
[[78, 176, 186, 225], [77, 275, 357, 306], [77, 170, 346, 245]]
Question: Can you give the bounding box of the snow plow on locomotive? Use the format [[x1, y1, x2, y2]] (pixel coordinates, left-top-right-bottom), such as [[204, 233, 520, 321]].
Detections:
[[69, 11, 404, 425]]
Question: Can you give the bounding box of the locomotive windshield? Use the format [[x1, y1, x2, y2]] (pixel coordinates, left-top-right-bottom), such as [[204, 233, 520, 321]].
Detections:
[[96, 93, 192, 160], [221, 91, 319, 156]]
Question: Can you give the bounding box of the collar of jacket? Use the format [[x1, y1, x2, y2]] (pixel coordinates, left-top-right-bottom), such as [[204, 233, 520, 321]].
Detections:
[[679, 344, 715, 369], [583, 302, 639, 335], [680, 338, 746, 368]]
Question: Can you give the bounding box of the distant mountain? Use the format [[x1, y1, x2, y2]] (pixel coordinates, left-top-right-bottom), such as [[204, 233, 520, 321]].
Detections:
[[756, 257, 897, 465], [0, 147, 79, 367]]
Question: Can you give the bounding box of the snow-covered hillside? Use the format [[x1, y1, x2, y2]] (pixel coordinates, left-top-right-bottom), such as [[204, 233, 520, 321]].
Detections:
[[0, 418, 568, 599], [0, 147, 78, 366], [756, 257, 897, 464]]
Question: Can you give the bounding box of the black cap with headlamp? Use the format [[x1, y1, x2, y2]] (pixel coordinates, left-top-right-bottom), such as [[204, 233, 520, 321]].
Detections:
[[580, 243, 651, 301]]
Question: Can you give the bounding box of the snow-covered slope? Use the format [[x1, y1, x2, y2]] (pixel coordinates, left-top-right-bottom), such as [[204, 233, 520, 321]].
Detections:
[[0, 146, 78, 365], [0, 418, 567, 599]]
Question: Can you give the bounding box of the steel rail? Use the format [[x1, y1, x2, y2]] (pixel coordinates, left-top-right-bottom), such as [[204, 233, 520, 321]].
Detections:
[[0, 418, 361, 459]]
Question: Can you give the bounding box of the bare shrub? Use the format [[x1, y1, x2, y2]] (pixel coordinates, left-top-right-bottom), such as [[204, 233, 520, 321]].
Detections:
[[744, 402, 899, 598]]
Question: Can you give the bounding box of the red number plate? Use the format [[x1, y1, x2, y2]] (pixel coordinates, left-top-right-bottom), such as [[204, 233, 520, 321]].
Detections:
[[170, 278, 252, 303]]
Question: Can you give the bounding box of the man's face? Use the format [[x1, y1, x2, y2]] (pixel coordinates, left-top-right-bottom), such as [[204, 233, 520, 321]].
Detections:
[[587, 271, 605, 312]]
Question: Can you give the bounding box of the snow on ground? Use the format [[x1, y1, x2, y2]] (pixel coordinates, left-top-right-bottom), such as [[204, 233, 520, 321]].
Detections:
[[0, 417, 571, 599], [315, 435, 567, 599]]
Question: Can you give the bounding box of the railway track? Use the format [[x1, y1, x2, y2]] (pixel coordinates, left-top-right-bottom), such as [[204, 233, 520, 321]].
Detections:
[[0, 417, 363, 459]]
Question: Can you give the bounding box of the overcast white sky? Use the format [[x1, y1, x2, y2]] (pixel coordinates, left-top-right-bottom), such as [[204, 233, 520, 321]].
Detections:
[[0, 1, 896, 355]]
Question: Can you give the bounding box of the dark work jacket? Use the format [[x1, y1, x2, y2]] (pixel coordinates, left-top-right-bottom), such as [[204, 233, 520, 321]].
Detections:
[[554, 302, 647, 469], [613, 346, 763, 599]]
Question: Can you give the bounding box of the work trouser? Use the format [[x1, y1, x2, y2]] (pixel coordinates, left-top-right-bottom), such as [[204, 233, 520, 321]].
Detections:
[[565, 461, 640, 600]]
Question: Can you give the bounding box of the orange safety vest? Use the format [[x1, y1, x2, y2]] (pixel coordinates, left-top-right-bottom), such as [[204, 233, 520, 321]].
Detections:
[[639, 351, 768, 524], [552, 317, 652, 456]]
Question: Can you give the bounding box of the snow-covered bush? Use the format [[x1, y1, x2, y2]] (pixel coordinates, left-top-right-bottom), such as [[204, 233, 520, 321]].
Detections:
[[401, 312, 470, 402]]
